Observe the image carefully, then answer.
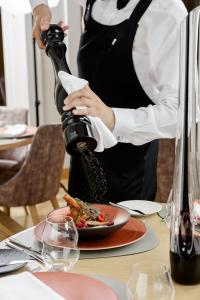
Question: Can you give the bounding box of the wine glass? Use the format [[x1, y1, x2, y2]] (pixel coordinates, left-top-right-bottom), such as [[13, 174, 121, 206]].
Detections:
[[126, 261, 175, 300], [42, 214, 80, 272]]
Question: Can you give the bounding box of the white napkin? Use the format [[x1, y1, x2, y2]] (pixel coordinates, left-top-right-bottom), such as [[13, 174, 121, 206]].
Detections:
[[0, 124, 27, 138], [0, 272, 65, 300], [58, 71, 117, 152]]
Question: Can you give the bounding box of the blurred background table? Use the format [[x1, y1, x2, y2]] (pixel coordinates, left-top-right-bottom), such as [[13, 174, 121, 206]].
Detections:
[[0, 136, 34, 151], [0, 126, 36, 151]]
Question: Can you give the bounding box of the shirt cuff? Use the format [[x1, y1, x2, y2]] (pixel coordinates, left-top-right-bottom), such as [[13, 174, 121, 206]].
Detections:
[[112, 108, 134, 141], [29, 0, 48, 10]]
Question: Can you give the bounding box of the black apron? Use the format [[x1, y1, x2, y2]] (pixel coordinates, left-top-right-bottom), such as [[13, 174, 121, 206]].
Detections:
[[68, 0, 158, 203]]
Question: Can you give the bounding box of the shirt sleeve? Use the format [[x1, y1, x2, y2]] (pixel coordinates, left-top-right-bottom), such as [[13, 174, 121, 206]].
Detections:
[[112, 6, 187, 145], [29, 0, 48, 10]]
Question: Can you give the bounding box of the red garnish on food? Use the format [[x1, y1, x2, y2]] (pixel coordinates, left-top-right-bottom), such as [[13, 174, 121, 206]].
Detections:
[[98, 212, 105, 222], [76, 221, 86, 228], [107, 220, 114, 226], [80, 219, 86, 225]]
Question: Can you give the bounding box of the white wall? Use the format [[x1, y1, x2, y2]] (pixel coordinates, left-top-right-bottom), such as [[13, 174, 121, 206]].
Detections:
[[1, 11, 36, 124]]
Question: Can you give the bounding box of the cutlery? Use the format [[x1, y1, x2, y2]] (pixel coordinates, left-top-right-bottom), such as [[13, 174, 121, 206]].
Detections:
[[9, 238, 41, 255], [0, 259, 33, 267], [5, 241, 44, 264], [109, 202, 146, 215]]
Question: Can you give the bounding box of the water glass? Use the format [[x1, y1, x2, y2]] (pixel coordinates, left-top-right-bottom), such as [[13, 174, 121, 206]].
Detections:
[[126, 261, 175, 300], [42, 214, 80, 272]]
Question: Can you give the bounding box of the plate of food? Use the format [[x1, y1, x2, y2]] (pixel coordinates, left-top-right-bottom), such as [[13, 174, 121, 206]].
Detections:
[[35, 194, 130, 240]]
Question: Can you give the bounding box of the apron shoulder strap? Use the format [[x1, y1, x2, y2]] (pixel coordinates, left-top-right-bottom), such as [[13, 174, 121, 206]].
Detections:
[[85, 0, 96, 9], [129, 0, 152, 24], [84, 0, 96, 24]]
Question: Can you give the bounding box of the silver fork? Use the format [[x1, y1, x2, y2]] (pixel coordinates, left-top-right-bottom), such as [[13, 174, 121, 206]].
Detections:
[[9, 238, 41, 255]]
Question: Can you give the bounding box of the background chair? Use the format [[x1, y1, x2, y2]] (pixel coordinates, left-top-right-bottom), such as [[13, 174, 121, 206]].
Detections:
[[155, 139, 175, 203], [0, 124, 65, 225], [0, 78, 6, 106], [0, 106, 28, 185]]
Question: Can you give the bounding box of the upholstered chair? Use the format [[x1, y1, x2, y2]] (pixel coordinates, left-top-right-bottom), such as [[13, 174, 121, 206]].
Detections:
[[155, 139, 175, 203], [0, 78, 6, 106], [0, 124, 65, 225]]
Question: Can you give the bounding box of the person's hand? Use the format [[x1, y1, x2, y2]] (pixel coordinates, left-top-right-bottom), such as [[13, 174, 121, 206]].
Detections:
[[63, 85, 115, 130], [32, 5, 69, 48], [33, 4, 52, 48]]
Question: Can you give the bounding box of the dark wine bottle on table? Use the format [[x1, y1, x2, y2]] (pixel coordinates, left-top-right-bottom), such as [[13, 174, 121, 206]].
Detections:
[[169, 12, 200, 285]]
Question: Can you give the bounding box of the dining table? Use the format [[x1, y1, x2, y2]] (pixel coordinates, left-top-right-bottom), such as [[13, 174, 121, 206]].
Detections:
[[0, 211, 200, 299], [0, 136, 34, 151], [0, 126, 36, 151]]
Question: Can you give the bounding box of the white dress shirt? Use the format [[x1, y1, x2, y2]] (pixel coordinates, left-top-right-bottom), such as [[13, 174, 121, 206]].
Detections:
[[30, 0, 188, 145]]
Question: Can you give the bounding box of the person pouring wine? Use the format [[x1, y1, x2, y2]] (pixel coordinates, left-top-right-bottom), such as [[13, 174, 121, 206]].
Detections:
[[30, 0, 187, 203]]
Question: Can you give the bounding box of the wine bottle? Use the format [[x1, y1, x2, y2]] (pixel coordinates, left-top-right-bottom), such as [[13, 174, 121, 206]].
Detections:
[[40, 24, 97, 154], [169, 12, 200, 285]]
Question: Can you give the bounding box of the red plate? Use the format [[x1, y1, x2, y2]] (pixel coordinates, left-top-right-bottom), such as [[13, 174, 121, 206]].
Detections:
[[34, 217, 146, 250], [34, 272, 117, 300]]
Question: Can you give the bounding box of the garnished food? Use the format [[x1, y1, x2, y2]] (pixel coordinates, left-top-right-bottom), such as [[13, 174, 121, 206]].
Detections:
[[63, 194, 114, 228]]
